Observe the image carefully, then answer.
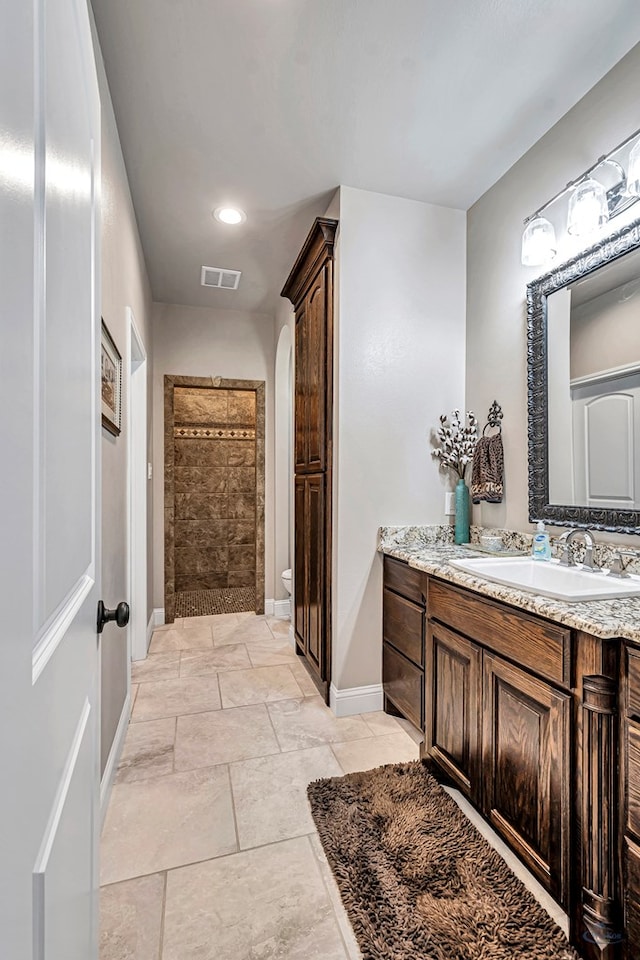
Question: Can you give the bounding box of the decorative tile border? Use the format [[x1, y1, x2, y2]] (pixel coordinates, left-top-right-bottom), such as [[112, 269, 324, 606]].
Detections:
[[174, 427, 255, 440]]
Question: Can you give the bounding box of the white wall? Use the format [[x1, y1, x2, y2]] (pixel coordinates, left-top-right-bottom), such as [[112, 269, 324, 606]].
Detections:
[[92, 17, 154, 775], [332, 186, 467, 691], [466, 42, 640, 547], [152, 302, 276, 608]]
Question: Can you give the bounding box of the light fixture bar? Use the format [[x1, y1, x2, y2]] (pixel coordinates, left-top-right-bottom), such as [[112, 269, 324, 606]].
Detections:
[[523, 125, 640, 225]]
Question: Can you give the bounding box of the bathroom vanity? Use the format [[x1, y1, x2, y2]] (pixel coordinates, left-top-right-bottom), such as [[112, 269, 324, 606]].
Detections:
[[381, 541, 640, 960]]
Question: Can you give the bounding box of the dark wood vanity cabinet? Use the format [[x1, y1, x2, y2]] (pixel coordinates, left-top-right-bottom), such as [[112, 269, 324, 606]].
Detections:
[[382, 557, 426, 730], [283, 218, 337, 700], [381, 559, 640, 959]]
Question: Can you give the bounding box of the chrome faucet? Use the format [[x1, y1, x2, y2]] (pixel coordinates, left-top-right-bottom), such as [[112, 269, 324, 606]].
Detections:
[[607, 550, 638, 579], [557, 529, 597, 570]]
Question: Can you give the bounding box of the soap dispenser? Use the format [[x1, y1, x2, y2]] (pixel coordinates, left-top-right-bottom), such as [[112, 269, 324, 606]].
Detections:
[[532, 521, 551, 561]]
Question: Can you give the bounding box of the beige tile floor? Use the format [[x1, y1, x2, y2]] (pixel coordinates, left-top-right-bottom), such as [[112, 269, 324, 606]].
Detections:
[[100, 612, 568, 959]]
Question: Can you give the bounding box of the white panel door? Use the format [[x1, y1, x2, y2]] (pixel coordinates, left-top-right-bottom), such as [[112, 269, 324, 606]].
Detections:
[[0, 0, 102, 957], [572, 373, 640, 510]]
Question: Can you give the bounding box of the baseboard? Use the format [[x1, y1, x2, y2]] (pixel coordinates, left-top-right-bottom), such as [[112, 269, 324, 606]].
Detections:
[[153, 608, 165, 627], [329, 683, 384, 718], [264, 598, 291, 619], [100, 691, 131, 826], [146, 611, 155, 646]]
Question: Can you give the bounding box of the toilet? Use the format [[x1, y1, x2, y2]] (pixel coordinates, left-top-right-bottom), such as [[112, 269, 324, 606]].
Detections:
[[281, 568, 292, 595]]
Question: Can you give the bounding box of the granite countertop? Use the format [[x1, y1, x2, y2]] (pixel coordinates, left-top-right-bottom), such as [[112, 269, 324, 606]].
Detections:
[[378, 530, 640, 646]]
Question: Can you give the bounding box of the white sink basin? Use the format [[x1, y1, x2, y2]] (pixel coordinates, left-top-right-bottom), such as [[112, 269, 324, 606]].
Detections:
[[448, 556, 640, 603]]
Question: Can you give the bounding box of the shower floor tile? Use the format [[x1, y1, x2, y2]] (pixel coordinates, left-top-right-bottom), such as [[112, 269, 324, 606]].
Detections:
[[174, 586, 256, 617]]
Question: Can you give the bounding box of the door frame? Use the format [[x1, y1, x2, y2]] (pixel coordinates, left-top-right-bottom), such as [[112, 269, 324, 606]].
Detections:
[[163, 375, 265, 623], [127, 308, 148, 660]]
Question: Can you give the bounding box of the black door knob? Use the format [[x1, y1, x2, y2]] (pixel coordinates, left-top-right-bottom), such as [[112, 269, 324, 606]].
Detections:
[[97, 600, 130, 634]]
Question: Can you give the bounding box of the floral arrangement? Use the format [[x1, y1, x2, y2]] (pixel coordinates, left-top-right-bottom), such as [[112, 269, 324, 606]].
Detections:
[[431, 409, 478, 481]]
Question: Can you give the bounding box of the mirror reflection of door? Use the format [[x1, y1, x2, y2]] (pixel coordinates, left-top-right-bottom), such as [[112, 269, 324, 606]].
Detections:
[[571, 372, 640, 510]]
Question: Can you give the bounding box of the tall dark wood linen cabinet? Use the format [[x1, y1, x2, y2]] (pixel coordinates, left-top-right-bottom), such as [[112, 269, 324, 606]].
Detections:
[[281, 218, 338, 702]]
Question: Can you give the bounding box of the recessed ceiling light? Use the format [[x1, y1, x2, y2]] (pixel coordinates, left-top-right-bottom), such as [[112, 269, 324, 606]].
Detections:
[[214, 206, 246, 225]]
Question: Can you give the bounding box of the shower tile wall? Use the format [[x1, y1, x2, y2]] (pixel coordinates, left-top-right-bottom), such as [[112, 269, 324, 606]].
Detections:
[[173, 386, 256, 592]]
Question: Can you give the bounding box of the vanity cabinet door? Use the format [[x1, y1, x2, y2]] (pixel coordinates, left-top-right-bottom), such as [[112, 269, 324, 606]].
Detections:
[[425, 622, 481, 803], [482, 653, 570, 906]]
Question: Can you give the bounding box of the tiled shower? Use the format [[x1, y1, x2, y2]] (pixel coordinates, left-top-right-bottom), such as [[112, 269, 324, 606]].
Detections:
[[172, 385, 257, 616]]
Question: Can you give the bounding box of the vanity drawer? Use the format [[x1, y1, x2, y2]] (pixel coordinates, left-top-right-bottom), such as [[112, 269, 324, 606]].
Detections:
[[384, 556, 425, 606], [383, 588, 424, 667], [627, 719, 640, 839], [627, 648, 640, 720], [428, 579, 569, 687], [625, 837, 640, 960], [383, 642, 423, 730]]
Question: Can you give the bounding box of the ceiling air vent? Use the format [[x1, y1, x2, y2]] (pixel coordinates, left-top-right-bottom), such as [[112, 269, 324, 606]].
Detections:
[[200, 265, 241, 290]]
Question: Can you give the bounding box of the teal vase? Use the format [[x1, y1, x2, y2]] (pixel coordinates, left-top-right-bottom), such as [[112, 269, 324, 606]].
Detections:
[[454, 478, 470, 545]]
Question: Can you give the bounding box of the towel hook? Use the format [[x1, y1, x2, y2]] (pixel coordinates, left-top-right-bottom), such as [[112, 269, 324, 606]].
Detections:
[[482, 400, 503, 436]]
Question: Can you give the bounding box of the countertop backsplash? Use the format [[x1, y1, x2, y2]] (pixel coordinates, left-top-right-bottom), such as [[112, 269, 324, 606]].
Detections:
[[379, 524, 640, 575]]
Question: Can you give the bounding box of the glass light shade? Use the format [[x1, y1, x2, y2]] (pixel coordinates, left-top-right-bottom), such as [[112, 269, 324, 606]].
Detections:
[[627, 139, 640, 196], [567, 178, 609, 236], [521, 216, 557, 267]]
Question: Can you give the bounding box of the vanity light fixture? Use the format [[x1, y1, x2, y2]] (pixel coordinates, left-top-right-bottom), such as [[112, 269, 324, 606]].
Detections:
[[213, 206, 247, 225], [521, 127, 640, 267]]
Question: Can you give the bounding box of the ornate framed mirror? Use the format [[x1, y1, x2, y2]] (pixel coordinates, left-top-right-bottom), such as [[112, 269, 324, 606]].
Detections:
[[527, 217, 640, 535]]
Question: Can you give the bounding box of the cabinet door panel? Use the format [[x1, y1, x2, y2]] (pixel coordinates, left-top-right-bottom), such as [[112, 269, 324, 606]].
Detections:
[[483, 653, 570, 905], [294, 477, 307, 650], [625, 837, 640, 960], [426, 623, 480, 800], [306, 475, 325, 677], [305, 269, 327, 472], [294, 308, 308, 471], [628, 647, 640, 721], [627, 719, 640, 838]]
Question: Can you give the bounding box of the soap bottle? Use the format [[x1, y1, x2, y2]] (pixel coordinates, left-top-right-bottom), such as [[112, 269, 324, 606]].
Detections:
[[532, 521, 551, 561]]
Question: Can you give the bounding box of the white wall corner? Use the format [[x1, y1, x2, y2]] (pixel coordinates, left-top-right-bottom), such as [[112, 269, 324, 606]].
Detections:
[[153, 608, 165, 627], [329, 683, 384, 718], [100, 691, 131, 827]]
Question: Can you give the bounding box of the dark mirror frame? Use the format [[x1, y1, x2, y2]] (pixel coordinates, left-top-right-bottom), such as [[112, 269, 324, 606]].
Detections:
[[527, 216, 640, 536]]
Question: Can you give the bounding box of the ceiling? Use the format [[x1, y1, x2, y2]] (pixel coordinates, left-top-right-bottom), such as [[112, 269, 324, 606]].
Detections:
[[91, 0, 640, 314]]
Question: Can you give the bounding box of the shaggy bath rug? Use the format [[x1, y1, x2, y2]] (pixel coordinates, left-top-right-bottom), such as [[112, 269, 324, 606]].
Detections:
[[308, 761, 579, 960]]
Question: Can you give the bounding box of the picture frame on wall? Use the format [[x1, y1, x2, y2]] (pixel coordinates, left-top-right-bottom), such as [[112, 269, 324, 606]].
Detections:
[[101, 319, 122, 436]]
